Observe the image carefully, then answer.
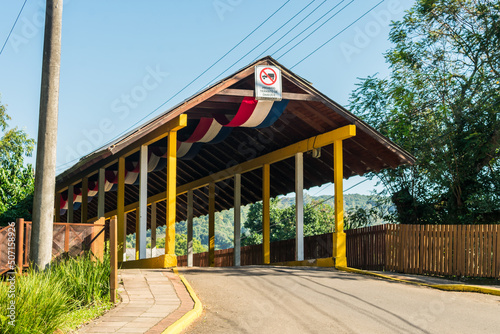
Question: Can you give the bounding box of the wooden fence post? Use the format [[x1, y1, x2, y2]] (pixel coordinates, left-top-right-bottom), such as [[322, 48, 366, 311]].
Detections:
[[64, 223, 70, 253], [91, 217, 105, 261], [15, 218, 24, 274], [110, 216, 118, 304]]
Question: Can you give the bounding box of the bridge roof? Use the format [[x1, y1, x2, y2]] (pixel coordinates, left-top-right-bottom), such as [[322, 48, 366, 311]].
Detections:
[[55, 56, 414, 232]]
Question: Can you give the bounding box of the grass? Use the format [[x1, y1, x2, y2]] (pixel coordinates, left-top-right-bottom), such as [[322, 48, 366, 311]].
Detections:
[[0, 252, 113, 334]]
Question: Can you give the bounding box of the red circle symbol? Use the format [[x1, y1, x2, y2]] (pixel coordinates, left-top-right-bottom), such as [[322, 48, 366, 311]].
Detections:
[[259, 67, 278, 86]]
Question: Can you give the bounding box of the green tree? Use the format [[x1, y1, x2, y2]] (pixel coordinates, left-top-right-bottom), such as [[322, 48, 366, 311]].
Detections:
[[0, 97, 35, 225], [242, 198, 336, 246], [349, 0, 500, 224]]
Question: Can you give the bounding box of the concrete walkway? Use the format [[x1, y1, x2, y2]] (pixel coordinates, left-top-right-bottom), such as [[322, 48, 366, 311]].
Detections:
[[79, 269, 187, 334]]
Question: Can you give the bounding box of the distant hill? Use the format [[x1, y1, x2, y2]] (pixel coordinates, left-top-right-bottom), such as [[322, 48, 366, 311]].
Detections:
[[133, 194, 391, 252]]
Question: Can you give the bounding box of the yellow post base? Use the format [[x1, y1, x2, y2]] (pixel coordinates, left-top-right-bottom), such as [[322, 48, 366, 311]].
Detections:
[[272, 257, 335, 267], [119, 254, 177, 269], [333, 232, 347, 268]]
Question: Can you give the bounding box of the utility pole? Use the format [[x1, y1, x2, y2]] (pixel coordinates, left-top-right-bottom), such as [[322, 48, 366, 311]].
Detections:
[[30, 0, 63, 269]]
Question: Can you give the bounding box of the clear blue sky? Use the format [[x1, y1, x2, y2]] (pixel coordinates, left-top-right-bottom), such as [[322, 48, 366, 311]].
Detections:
[[0, 0, 413, 195]]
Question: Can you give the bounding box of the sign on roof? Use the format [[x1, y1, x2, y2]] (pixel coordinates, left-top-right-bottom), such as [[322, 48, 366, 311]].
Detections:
[[255, 65, 282, 101]]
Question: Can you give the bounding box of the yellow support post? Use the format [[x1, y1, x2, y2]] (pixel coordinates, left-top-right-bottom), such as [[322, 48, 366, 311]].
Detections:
[[54, 192, 61, 222], [263, 164, 270, 264], [209, 182, 215, 267], [109, 216, 118, 304], [165, 130, 178, 267], [117, 157, 126, 262], [333, 140, 347, 268], [81, 176, 88, 223]]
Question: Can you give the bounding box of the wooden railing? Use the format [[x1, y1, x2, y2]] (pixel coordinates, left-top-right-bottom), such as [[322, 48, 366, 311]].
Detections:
[[177, 224, 500, 279], [0, 218, 106, 274]]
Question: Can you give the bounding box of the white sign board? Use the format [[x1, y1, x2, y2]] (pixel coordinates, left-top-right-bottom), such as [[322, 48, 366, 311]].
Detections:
[[255, 65, 282, 101]]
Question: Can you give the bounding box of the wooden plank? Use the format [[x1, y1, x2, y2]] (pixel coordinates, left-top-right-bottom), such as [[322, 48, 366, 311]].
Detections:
[[417, 225, 424, 275], [496, 225, 500, 279], [486, 225, 492, 277], [433, 225, 438, 275], [385, 225, 390, 271], [468, 225, 473, 277], [493, 225, 497, 278], [475, 225, 480, 277], [445, 225, 450, 275], [64, 224, 70, 253], [441, 225, 446, 275], [482, 225, 487, 277], [454, 225, 459, 276], [218, 88, 321, 102], [461, 224, 465, 276], [413, 225, 418, 273], [15, 218, 24, 274]]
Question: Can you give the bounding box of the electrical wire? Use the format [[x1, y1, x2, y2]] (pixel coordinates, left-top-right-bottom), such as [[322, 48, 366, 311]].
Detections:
[[56, 1, 291, 172], [252, 0, 328, 61], [291, 0, 385, 69], [277, 0, 354, 60], [105, 1, 291, 146], [272, 0, 349, 59], [205, 0, 318, 87], [0, 0, 29, 56]]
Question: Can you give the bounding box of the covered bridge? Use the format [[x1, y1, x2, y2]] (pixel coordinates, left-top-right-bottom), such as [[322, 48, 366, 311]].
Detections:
[[54, 56, 414, 268]]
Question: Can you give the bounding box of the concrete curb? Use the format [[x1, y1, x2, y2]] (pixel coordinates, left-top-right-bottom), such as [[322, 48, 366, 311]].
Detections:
[[337, 266, 500, 297], [162, 268, 203, 334]]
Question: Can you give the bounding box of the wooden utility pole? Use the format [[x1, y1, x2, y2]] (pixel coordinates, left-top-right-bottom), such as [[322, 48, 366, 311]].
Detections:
[[31, 0, 63, 269]]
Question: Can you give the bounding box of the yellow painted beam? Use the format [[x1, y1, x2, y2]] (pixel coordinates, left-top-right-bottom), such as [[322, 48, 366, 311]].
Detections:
[[117, 157, 126, 262], [110, 114, 187, 158], [177, 125, 356, 194], [263, 164, 270, 264], [81, 176, 88, 223], [209, 182, 215, 267], [56, 115, 188, 194], [333, 140, 347, 268], [165, 130, 177, 266], [87, 125, 357, 222]]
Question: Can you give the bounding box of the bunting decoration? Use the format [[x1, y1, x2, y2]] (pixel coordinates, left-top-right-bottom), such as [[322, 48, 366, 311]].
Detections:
[[59, 97, 289, 215]]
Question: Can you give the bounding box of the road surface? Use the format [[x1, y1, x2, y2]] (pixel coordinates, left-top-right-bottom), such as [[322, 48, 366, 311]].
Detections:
[[179, 266, 500, 334]]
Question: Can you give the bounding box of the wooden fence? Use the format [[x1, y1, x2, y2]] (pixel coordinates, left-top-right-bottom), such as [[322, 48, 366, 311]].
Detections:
[[177, 233, 334, 267], [177, 224, 500, 279], [385, 224, 500, 278], [0, 219, 106, 274]]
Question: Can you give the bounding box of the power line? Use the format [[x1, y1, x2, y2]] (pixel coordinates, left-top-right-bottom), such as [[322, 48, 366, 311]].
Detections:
[[310, 178, 369, 209], [0, 0, 29, 56], [277, 0, 354, 60], [205, 0, 317, 87], [55, 1, 291, 172], [252, 0, 328, 61], [291, 0, 385, 69], [273, 0, 349, 59], [106, 1, 291, 145]]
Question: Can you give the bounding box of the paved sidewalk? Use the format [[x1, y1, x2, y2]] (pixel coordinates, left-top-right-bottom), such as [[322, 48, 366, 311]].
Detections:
[[79, 269, 181, 334]]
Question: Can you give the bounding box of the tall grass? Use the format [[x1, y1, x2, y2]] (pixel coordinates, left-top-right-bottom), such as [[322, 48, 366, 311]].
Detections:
[[0, 252, 111, 334]]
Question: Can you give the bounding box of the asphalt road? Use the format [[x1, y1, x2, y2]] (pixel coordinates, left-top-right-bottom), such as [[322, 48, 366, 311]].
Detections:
[[179, 266, 500, 334]]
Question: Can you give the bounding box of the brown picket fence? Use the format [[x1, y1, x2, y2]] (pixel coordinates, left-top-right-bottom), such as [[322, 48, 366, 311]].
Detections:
[[177, 224, 500, 278], [386, 224, 500, 278]]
